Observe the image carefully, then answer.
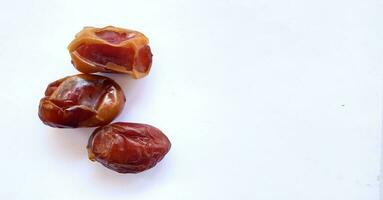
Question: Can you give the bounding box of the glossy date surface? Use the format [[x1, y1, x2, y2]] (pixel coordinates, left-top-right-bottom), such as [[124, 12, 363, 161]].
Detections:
[[87, 122, 171, 173], [38, 74, 125, 128], [68, 26, 153, 79]]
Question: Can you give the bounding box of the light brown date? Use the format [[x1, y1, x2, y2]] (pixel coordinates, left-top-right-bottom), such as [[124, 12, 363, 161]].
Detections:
[[68, 26, 153, 79], [87, 122, 171, 173], [38, 74, 125, 128]]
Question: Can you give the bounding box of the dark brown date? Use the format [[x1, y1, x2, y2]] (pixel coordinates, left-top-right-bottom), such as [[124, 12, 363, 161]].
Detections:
[[68, 26, 153, 79], [87, 122, 171, 173], [38, 74, 125, 128]]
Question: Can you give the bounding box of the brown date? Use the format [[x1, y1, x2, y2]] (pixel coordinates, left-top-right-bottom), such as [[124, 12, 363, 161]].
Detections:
[[38, 74, 125, 128], [68, 26, 153, 79], [87, 122, 171, 173]]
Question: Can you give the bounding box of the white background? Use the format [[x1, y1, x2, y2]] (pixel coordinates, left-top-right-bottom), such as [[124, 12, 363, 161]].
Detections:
[[0, 0, 382, 199]]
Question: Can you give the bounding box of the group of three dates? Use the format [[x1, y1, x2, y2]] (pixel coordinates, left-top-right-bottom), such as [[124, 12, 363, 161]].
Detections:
[[38, 26, 171, 174]]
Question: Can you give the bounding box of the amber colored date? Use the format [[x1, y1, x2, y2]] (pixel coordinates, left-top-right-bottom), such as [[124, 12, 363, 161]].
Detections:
[[38, 74, 125, 128], [68, 26, 153, 79], [87, 122, 171, 173]]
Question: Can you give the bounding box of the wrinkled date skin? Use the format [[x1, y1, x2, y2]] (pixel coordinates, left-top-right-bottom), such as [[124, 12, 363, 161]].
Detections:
[[68, 26, 153, 79], [38, 74, 125, 128], [87, 122, 171, 173]]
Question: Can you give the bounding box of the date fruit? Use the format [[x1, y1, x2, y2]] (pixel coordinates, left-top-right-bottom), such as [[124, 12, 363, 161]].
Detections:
[[38, 74, 125, 128], [68, 26, 153, 79], [87, 122, 171, 173]]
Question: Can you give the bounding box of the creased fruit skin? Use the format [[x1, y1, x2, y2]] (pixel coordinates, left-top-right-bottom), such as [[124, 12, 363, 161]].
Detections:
[[68, 26, 153, 79], [87, 122, 171, 173], [38, 74, 125, 128]]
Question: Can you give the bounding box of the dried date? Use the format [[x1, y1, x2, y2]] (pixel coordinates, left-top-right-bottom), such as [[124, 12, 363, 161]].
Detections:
[[38, 74, 125, 128], [87, 122, 171, 173], [68, 26, 153, 79]]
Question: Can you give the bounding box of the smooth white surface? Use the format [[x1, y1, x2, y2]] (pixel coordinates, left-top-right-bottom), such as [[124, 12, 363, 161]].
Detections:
[[0, 0, 382, 199]]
